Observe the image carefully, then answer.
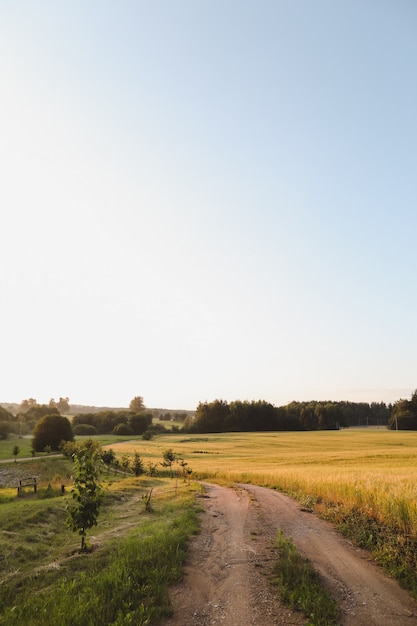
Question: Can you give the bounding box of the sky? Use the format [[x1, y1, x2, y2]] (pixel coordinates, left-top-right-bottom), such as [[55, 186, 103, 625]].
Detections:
[[1, 1, 417, 410]]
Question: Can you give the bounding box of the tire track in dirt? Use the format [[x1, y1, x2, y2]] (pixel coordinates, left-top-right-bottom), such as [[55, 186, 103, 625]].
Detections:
[[243, 484, 417, 625], [161, 483, 305, 625], [162, 483, 417, 626]]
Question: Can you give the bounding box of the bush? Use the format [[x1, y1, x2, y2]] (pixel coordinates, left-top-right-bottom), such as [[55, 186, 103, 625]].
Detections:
[[113, 423, 133, 436], [129, 412, 152, 435], [32, 414, 74, 452], [148, 423, 168, 433], [73, 424, 98, 436]]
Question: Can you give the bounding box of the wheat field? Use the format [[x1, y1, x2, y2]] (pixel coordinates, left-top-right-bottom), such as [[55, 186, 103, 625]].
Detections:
[[110, 428, 417, 535]]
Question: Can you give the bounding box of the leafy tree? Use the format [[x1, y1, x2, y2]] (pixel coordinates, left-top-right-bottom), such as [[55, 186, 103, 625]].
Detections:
[[19, 398, 37, 412], [129, 396, 145, 413], [129, 412, 152, 435], [57, 397, 70, 413], [49, 397, 70, 413], [32, 414, 74, 452], [72, 410, 130, 435], [25, 404, 60, 421], [0, 406, 13, 422], [66, 440, 104, 551], [62, 440, 78, 458], [390, 391, 417, 430], [192, 400, 230, 433], [0, 421, 10, 440]]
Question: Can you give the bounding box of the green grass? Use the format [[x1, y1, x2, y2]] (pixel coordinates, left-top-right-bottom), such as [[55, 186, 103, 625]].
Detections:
[[0, 471, 201, 625], [0, 434, 147, 461], [0, 435, 35, 459], [273, 531, 339, 626]]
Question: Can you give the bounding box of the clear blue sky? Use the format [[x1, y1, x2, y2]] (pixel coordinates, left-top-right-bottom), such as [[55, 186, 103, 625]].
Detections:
[[1, 1, 416, 409]]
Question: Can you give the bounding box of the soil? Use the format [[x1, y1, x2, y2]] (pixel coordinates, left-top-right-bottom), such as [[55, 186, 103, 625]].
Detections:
[[161, 483, 417, 626]]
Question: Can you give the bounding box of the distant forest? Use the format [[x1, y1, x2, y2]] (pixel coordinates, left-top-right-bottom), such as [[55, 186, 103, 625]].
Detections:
[[183, 399, 394, 433]]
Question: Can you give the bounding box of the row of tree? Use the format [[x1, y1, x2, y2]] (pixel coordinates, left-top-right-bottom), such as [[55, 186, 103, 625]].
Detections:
[[19, 397, 70, 414], [5, 391, 417, 439], [71, 410, 153, 436], [184, 399, 392, 433], [0, 403, 60, 439], [0, 396, 152, 440]]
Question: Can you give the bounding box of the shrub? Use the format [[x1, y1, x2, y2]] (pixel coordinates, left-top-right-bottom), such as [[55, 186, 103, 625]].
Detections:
[[73, 424, 98, 436], [32, 414, 74, 452], [101, 448, 116, 466], [129, 413, 152, 435], [113, 423, 133, 436]]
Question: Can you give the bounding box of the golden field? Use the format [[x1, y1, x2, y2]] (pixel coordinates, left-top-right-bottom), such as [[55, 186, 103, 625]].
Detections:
[[110, 428, 417, 535]]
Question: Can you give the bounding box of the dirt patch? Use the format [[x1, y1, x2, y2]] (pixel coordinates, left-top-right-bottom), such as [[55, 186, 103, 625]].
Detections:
[[161, 483, 417, 626], [162, 483, 304, 626], [0, 465, 40, 489]]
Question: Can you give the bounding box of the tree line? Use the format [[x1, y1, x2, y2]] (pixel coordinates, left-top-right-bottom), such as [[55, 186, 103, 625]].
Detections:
[[4, 390, 417, 439], [71, 410, 153, 436], [183, 399, 392, 433]]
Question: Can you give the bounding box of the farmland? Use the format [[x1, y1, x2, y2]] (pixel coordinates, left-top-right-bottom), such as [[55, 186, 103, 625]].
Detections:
[[111, 428, 417, 535], [111, 428, 417, 594], [1, 428, 417, 623]]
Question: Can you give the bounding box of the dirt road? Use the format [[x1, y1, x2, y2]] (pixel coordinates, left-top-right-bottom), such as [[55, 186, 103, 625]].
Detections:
[[162, 483, 417, 626]]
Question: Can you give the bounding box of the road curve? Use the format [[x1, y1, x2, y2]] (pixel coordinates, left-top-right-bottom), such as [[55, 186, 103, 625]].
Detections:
[[161, 483, 417, 626]]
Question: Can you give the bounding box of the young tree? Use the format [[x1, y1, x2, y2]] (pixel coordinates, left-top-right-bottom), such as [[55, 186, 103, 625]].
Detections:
[[132, 451, 144, 476], [66, 441, 104, 551], [161, 448, 177, 478], [101, 448, 116, 468], [178, 457, 192, 482], [146, 461, 158, 477], [12, 445, 19, 462], [121, 454, 131, 473]]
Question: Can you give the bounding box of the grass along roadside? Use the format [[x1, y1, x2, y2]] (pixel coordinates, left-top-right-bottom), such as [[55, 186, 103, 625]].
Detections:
[[0, 473, 201, 625], [272, 531, 339, 626]]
